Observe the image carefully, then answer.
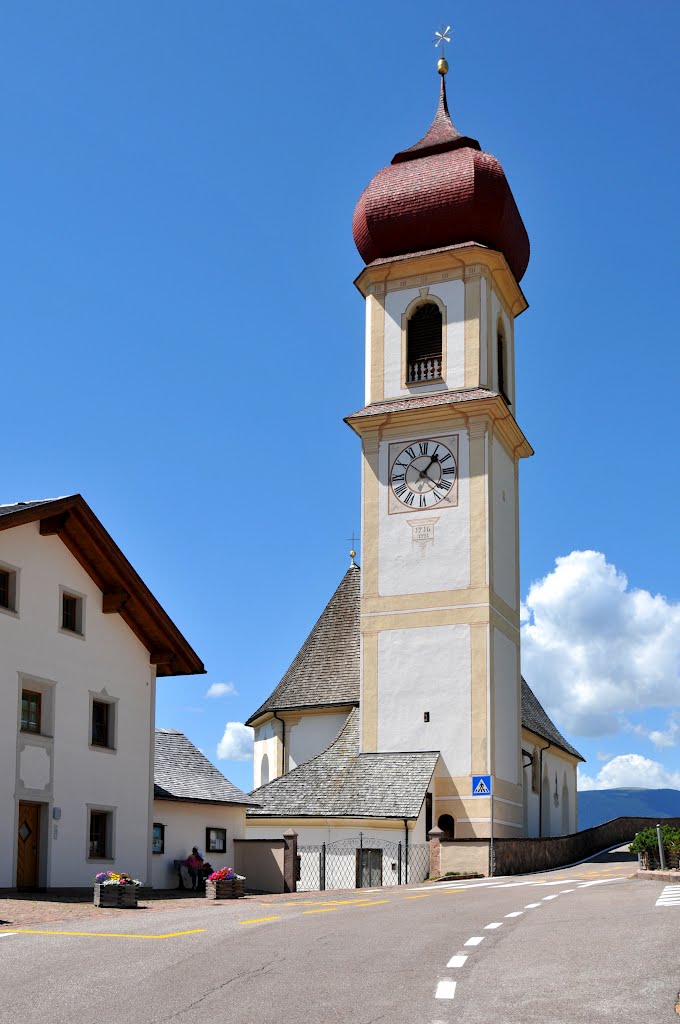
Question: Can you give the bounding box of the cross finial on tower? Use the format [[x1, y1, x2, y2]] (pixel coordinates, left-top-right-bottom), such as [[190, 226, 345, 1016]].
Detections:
[[433, 22, 452, 75], [347, 532, 358, 565]]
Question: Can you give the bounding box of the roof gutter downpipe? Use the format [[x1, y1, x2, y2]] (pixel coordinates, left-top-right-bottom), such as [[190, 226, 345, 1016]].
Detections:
[[538, 741, 552, 838], [403, 818, 409, 885], [272, 712, 286, 778]]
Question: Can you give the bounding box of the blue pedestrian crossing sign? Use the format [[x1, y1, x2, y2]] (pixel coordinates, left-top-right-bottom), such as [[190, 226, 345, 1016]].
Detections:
[[471, 774, 492, 796]]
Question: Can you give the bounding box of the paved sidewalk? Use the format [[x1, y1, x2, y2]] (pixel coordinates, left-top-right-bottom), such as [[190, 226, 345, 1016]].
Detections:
[[0, 890, 256, 928]]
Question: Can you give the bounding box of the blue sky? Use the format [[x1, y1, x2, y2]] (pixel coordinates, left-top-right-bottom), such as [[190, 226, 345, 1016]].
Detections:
[[2, 2, 679, 794]]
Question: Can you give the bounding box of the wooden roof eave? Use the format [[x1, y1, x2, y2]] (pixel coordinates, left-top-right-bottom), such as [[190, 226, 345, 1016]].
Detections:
[[1, 495, 204, 677]]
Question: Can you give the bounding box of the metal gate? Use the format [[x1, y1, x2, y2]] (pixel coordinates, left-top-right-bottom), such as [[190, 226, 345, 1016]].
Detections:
[[297, 833, 430, 892]]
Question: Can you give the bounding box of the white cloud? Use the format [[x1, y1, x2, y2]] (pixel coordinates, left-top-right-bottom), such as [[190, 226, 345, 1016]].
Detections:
[[205, 682, 237, 699], [630, 713, 680, 749], [216, 722, 253, 761], [521, 551, 680, 737], [578, 753, 680, 791]]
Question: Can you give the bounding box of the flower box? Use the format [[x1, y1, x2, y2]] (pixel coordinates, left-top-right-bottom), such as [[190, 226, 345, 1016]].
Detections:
[[205, 878, 245, 900], [94, 883, 139, 908]]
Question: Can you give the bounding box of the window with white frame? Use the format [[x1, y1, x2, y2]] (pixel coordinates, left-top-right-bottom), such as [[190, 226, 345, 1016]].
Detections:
[[0, 564, 18, 614]]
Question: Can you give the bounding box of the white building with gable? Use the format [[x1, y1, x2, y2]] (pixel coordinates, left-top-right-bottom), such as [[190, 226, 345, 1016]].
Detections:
[[0, 494, 204, 890]]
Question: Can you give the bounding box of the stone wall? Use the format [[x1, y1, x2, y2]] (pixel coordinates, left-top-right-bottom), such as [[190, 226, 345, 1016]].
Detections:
[[438, 817, 680, 877]]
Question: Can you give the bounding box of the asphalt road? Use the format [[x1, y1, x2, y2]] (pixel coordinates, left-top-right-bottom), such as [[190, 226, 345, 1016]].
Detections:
[[1, 849, 677, 1024]]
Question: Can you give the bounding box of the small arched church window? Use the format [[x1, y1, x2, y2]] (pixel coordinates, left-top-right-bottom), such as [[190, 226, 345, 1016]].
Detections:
[[407, 302, 443, 383], [437, 813, 455, 839], [531, 747, 539, 793], [497, 322, 510, 405], [260, 752, 269, 787]]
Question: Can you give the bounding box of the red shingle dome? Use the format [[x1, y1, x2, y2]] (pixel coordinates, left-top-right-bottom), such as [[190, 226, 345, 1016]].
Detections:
[[352, 77, 530, 282]]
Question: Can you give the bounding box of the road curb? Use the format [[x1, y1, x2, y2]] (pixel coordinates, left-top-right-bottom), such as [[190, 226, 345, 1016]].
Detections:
[[633, 870, 680, 883]]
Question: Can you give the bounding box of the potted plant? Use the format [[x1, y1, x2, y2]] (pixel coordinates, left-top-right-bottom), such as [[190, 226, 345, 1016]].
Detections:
[[204, 867, 245, 900], [93, 871, 141, 908]]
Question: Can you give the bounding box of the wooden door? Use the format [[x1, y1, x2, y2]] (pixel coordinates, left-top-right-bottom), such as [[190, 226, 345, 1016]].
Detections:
[[17, 802, 40, 889]]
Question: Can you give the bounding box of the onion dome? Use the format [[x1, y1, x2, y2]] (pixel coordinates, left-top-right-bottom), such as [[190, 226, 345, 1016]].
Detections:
[[352, 73, 530, 282]]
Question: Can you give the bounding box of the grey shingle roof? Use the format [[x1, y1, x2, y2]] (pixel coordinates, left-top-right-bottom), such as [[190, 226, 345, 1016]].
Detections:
[[247, 709, 439, 820], [245, 564, 360, 726], [154, 729, 260, 806], [521, 678, 584, 761], [0, 498, 65, 518]]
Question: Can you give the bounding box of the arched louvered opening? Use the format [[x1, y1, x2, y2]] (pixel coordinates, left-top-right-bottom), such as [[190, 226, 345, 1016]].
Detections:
[[260, 753, 269, 787], [407, 302, 443, 383], [497, 321, 510, 405]]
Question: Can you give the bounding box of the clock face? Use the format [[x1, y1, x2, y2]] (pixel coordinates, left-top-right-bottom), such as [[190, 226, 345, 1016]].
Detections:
[[389, 436, 458, 512]]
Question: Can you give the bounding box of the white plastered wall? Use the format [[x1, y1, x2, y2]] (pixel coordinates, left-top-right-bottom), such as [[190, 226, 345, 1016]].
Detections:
[[522, 741, 578, 837], [491, 436, 517, 610], [0, 522, 154, 888], [287, 712, 351, 771], [377, 624, 471, 778], [377, 429, 470, 597], [252, 720, 282, 789], [492, 629, 519, 785], [382, 280, 465, 399], [151, 801, 246, 890]]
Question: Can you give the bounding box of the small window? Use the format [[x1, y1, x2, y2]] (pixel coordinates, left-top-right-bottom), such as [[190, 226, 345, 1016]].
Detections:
[[152, 823, 165, 855], [206, 827, 226, 854], [497, 323, 510, 405], [89, 810, 112, 859], [61, 592, 83, 634], [91, 700, 114, 748], [531, 747, 539, 793], [21, 691, 41, 734], [0, 567, 17, 612], [407, 302, 443, 384]]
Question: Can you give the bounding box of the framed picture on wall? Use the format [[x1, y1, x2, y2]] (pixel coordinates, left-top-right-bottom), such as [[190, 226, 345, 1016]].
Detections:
[[152, 823, 165, 854], [206, 827, 226, 853]]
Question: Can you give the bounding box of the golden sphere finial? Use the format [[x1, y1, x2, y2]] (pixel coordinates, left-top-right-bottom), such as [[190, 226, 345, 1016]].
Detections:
[[349, 550, 357, 561], [437, 56, 449, 75]]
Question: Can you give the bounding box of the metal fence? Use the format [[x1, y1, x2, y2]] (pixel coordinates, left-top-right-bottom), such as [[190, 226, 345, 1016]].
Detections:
[[297, 834, 431, 892]]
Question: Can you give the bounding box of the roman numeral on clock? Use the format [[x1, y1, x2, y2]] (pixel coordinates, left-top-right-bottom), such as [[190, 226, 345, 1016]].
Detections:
[[403, 491, 415, 506], [418, 441, 429, 455]]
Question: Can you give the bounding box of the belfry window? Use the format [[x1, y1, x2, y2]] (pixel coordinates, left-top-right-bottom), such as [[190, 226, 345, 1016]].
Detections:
[[407, 303, 443, 383], [497, 323, 510, 405]]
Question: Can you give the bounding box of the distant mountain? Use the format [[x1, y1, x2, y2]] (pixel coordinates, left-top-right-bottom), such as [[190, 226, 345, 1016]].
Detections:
[[578, 788, 680, 830]]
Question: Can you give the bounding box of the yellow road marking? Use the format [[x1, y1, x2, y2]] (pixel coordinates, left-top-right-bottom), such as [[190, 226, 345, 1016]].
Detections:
[[355, 900, 389, 908], [403, 894, 429, 899], [303, 908, 337, 915], [0, 928, 205, 939], [441, 888, 465, 893], [239, 916, 281, 925]]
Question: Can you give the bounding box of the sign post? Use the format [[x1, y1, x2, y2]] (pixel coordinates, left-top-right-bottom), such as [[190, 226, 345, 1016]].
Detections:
[[471, 775, 494, 877]]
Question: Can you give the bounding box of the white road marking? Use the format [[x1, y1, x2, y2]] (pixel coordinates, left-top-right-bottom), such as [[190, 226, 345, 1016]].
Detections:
[[656, 885, 680, 906], [484, 922, 502, 929], [524, 903, 541, 908], [560, 889, 576, 893], [542, 894, 559, 901], [577, 878, 626, 888], [0, 933, 17, 939], [435, 980, 457, 999], [505, 911, 523, 917], [464, 936, 484, 946], [446, 954, 468, 968]]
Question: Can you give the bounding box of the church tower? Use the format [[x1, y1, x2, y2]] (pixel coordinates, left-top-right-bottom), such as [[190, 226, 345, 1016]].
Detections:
[[346, 57, 533, 839]]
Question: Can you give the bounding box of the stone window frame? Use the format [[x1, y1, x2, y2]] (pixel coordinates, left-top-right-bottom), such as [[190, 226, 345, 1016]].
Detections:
[[87, 804, 116, 862], [0, 559, 20, 618], [58, 585, 86, 640], [88, 691, 119, 753]]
